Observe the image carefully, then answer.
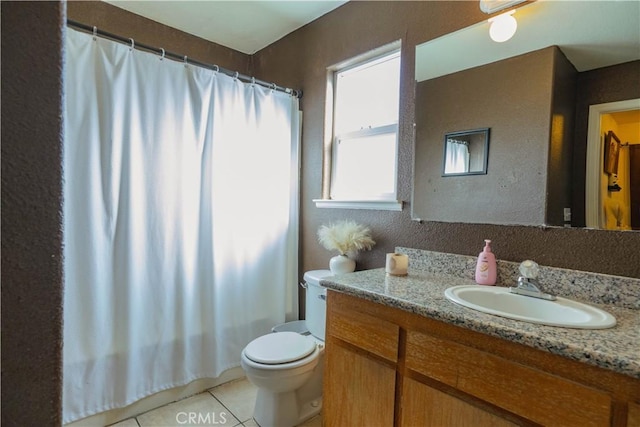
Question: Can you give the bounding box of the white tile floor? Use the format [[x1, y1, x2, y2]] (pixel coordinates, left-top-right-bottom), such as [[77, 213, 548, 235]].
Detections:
[[109, 377, 322, 427]]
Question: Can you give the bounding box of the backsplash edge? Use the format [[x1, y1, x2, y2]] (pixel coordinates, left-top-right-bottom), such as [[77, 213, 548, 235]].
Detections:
[[396, 247, 640, 309]]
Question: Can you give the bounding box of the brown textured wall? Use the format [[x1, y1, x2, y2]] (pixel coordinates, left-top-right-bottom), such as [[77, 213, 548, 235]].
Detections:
[[414, 47, 554, 226], [546, 47, 577, 226], [2, 1, 252, 423], [2, 2, 638, 419], [67, 1, 251, 74], [572, 60, 640, 226], [253, 0, 640, 284], [1, 1, 65, 425]]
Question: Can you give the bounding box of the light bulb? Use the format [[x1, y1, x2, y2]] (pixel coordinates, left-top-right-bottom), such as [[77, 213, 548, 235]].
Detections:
[[488, 10, 517, 43]]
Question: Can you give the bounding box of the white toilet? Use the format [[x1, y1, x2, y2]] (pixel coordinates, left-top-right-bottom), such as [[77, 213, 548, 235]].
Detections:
[[240, 270, 331, 427]]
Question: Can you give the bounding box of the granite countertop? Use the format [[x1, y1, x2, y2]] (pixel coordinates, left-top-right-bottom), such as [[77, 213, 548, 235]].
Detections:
[[321, 268, 640, 379]]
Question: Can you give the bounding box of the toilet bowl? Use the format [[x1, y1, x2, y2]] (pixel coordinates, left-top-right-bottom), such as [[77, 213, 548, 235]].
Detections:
[[240, 270, 331, 427]]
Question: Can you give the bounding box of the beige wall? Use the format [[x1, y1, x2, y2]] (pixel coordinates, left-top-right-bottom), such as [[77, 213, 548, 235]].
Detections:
[[2, 1, 640, 423]]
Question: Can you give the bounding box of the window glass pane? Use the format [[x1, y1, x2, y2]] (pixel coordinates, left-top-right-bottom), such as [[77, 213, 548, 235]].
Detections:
[[331, 132, 397, 199], [334, 54, 400, 135]]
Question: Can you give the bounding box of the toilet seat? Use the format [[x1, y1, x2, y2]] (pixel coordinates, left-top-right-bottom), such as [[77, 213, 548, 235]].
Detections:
[[245, 331, 317, 365]]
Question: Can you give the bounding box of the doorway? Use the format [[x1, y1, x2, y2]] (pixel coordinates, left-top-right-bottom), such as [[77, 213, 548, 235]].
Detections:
[[585, 99, 640, 230]]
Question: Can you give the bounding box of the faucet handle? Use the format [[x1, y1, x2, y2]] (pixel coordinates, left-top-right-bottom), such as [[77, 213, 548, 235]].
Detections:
[[519, 260, 539, 279]]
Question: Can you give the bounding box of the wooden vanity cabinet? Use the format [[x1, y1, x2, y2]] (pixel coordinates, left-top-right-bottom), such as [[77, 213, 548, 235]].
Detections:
[[323, 291, 640, 427], [628, 402, 640, 426], [323, 301, 399, 427]]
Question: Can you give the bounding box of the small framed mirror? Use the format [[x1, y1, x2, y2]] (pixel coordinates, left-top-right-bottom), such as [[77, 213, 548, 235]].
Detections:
[[442, 128, 490, 176]]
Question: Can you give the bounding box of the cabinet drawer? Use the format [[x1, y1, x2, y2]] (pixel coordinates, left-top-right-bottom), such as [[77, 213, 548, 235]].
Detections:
[[406, 330, 612, 426], [328, 304, 399, 362]]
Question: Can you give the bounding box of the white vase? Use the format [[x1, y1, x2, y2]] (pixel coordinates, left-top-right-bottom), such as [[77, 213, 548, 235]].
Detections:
[[329, 254, 356, 274]]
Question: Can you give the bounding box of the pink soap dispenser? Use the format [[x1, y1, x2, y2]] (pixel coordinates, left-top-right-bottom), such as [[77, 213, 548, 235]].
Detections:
[[475, 239, 497, 285]]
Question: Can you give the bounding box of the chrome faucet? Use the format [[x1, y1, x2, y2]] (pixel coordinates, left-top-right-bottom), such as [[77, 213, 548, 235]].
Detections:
[[509, 260, 556, 301]]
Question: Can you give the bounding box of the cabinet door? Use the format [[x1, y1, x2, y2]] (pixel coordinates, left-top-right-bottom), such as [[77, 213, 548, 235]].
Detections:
[[401, 377, 518, 427], [629, 402, 640, 427], [324, 343, 396, 427]]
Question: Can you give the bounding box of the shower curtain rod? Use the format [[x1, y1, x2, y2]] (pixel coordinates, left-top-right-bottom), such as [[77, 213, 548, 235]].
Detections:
[[66, 19, 303, 99]]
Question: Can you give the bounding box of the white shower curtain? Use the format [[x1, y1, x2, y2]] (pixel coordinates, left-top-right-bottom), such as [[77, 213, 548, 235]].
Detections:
[[63, 28, 300, 423]]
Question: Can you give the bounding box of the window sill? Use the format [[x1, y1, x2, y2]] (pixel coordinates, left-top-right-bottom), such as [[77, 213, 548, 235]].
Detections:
[[313, 199, 403, 211]]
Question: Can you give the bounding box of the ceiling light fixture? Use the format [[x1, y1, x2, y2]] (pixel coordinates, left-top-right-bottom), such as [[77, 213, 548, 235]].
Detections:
[[480, 0, 526, 14], [488, 10, 518, 43]]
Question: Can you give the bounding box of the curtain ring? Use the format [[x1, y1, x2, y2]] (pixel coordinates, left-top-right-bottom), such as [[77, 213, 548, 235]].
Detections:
[[233, 71, 239, 81], [251, 77, 256, 86], [270, 83, 277, 92], [183, 55, 188, 67], [92, 26, 98, 40], [159, 48, 165, 60], [212, 65, 219, 73], [129, 38, 135, 51]]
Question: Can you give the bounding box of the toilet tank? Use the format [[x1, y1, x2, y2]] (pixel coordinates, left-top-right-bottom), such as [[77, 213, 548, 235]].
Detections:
[[303, 270, 332, 340]]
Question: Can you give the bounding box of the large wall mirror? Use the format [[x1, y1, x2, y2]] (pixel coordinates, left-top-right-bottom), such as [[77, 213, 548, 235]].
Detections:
[[412, 1, 640, 229]]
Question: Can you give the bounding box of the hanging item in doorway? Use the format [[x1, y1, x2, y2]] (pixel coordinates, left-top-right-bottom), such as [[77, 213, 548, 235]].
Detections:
[[608, 173, 622, 192], [604, 130, 621, 175]]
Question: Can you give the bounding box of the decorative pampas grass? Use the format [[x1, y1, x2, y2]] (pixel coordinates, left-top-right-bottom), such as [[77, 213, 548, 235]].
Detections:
[[317, 220, 375, 255]]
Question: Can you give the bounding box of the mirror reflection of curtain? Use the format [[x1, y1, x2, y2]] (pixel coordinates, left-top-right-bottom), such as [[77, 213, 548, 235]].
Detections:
[[445, 139, 469, 173]]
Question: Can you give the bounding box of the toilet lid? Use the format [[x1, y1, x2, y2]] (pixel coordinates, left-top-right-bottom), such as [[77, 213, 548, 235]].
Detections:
[[245, 332, 316, 365]]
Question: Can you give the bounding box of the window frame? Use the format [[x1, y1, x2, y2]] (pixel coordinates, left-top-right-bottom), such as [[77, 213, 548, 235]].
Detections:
[[329, 123, 399, 201], [314, 41, 403, 211]]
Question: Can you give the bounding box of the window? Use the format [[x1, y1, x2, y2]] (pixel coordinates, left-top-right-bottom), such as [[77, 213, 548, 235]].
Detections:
[[315, 44, 402, 210]]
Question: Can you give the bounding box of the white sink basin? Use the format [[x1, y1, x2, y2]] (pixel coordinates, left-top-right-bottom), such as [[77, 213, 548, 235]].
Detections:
[[444, 285, 616, 329]]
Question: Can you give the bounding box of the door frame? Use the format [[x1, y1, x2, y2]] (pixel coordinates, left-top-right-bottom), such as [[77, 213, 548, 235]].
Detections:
[[585, 98, 640, 228]]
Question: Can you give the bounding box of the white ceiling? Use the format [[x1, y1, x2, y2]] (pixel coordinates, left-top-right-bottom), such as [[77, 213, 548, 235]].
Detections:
[[102, 1, 639, 75], [416, 0, 640, 82], [104, 0, 348, 54]]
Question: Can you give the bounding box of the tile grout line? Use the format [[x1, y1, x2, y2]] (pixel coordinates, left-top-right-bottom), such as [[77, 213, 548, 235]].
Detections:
[[206, 388, 251, 425], [114, 378, 254, 427]]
